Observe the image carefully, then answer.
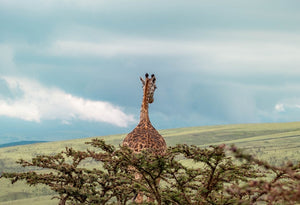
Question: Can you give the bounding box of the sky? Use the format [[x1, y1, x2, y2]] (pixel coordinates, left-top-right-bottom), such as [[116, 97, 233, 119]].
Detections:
[[1, 0, 300, 144]]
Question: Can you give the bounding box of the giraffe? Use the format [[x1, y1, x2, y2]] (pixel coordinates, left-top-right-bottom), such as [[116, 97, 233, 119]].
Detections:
[[122, 73, 167, 203]]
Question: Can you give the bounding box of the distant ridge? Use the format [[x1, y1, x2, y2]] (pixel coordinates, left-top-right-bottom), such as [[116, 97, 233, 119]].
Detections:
[[0, 141, 48, 148]]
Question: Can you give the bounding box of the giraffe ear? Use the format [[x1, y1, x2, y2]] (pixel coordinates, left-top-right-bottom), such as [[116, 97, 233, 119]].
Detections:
[[140, 77, 145, 86]]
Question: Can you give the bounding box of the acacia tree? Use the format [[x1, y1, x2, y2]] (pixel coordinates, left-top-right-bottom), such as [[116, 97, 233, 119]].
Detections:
[[1, 139, 300, 205]]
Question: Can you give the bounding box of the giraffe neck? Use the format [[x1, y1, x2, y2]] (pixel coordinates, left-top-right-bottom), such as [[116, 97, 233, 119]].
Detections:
[[140, 79, 150, 122], [140, 104, 149, 122]]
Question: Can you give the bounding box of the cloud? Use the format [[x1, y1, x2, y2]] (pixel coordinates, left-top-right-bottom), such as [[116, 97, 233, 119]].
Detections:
[[275, 103, 285, 112], [0, 0, 109, 12], [48, 39, 179, 58], [274, 100, 300, 112], [45, 30, 300, 74], [0, 76, 135, 127], [274, 96, 300, 118], [0, 44, 16, 73]]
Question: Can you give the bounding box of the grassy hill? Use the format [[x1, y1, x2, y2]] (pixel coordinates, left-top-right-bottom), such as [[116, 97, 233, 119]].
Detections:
[[1, 122, 300, 204]]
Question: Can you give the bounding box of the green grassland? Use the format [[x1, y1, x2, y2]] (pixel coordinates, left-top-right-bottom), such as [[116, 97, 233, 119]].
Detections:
[[1, 122, 300, 204]]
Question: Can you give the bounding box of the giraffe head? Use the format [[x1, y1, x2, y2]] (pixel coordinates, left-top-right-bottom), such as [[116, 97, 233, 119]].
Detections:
[[140, 73, 157, 104]]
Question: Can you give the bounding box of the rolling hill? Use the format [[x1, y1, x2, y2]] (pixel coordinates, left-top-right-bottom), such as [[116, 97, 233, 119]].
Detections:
[[0, 141, 48, 148], [0, 122, 300, 204]]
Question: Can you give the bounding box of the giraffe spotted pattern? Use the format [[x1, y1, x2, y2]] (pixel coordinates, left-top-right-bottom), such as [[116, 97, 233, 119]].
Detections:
[[123, 73, 166, 155], [123, 119, 166, 154], [122, 73, 166, 203]]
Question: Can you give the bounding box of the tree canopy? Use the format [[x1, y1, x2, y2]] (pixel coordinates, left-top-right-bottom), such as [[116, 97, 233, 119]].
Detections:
[[2, 139, 300, 204]]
